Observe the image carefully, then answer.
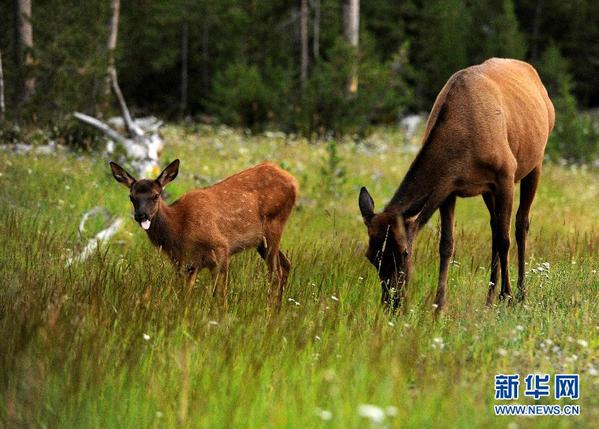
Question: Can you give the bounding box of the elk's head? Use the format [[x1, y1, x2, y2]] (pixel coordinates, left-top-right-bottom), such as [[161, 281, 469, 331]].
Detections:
[[110, 159, 179, 230], [358, 187, 414, 311]]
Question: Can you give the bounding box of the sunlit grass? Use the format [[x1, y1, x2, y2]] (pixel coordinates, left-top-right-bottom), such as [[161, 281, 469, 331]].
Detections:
[[1, 125, 598, 428]]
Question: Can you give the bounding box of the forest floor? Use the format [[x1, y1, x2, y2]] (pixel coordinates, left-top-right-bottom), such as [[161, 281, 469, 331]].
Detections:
[[1, 125, 598, 428]]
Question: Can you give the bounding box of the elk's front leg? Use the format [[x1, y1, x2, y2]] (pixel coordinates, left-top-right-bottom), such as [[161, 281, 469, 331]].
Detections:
[[210, 247, 230, 308], [435, 195, 456, 313], [483, 192, 500, 306], [185, 265, 198, 295]]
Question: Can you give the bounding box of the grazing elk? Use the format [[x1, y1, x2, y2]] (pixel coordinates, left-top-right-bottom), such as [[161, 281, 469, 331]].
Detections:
[[359, 58, 555, 312], [110, 159, 298, 308]]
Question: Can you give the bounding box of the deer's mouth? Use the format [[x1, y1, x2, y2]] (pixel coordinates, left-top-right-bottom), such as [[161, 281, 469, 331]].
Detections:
[[140, 219, 151, 230]]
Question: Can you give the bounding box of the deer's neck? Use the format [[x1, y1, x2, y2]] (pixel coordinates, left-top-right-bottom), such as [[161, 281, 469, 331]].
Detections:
[[146, 202, 179, 258], [385, 145, 441, 218]]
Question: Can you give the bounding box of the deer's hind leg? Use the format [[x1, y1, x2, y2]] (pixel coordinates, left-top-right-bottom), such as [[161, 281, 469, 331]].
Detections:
[[515, 165, 541, 302], [494, 177, 515, 302], [257, 220, 290, 310]]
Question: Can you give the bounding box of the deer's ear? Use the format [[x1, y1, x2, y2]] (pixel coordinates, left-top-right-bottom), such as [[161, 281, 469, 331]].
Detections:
[[359, 187, 375, 224], [110, 161, 136, 188], [156, 159, 179, 187]]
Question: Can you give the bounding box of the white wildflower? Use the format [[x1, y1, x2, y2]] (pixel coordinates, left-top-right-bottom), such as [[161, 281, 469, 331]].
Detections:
[[143, 333, 151, 341], [358, 404, 385, 423], [432, 337, 445, 350], [577, 339, 588, 348], [315, 408, 333, 421]]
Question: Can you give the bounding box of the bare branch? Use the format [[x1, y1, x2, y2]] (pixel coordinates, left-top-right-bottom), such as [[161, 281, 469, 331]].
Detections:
[[73, 112, 126, 144], [66, 218, 123, 266], [110, 71, 144, 138]]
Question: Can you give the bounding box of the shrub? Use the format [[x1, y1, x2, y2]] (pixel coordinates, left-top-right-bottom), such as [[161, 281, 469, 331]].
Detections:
[[548, 80, 599, 164], [294, 38, 412, 137], [537, 43, 599, 164], [208, 62, 291, 131]]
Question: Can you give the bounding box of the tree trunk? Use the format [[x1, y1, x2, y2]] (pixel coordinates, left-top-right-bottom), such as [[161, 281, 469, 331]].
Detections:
[[180, 21, 189, 119], [201, 19, 209, 91], [15, 0, 35, 107], [313, 0, 320, 59], [103, 0, 120, 111], [342, 0, 359, 93], [300, 0, 309, 88], [530, 0, 544, 61], [0, 49, 5, 122]]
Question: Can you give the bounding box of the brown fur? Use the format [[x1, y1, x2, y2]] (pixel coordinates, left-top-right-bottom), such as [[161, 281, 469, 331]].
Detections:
[[359, 58, 555, 312], [110, 160, 298, 308]]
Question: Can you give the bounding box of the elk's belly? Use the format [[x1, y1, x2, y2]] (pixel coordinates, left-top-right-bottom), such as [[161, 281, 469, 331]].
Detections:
[[454, 179, 492, 198]]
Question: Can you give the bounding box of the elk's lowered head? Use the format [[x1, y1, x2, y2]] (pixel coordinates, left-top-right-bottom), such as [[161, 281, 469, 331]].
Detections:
[[110, 159, 180, 230], [359, 187, 414, 311]]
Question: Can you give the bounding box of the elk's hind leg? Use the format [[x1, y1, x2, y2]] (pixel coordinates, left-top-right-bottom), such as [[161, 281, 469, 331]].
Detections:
[[258, 222, 288, 310], [483, 192, 500, 306], [494, 177, 515, 302], [515, 166, 541, 302], [258, 243, 291, 306]]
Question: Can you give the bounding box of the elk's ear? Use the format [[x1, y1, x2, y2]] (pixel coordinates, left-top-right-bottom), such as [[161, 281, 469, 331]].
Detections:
[[156, 159, 180, 187], [110, 161, 136, 188], [359, 187, 375, 224]]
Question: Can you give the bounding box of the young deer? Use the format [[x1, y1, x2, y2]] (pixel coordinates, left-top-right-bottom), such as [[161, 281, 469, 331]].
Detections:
[[359, 58, 554, 312], [110, 159, 298, 308]]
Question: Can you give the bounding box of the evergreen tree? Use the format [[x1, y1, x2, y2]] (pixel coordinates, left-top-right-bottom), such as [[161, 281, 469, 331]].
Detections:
[[416, 0, 472, 105]]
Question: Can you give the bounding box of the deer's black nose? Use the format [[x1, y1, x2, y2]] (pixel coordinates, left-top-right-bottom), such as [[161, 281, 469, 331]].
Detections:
[[134, 213, 148, 222]]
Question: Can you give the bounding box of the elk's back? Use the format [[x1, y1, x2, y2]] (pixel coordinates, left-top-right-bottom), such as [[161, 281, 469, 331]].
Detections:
[[422, 58, 555, 182]]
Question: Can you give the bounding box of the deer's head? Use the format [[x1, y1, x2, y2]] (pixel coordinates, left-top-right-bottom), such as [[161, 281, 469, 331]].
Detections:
[[359, 187, 414, 311], [110, 159, 179, 230]]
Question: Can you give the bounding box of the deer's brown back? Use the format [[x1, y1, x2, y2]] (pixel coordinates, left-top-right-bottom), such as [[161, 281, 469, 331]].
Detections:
[[164, 162, 297, 254], [422, 58, 555, 184]]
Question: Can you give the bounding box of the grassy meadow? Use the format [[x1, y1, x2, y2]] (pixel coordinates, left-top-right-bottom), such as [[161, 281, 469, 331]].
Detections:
[[1, 125, 598, 428]]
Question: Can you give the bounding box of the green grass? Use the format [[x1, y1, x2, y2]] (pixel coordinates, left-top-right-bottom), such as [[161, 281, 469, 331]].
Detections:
[[1, 125, 598, 428]]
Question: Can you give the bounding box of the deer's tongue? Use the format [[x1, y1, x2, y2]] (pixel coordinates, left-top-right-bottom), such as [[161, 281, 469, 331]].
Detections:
[[141, 220, 151, 230]]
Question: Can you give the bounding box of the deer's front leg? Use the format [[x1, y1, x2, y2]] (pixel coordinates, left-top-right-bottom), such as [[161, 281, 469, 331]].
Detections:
[[210, 247, 230, 308], [435, 195, 456, 313], [185, 265, 198, 295]]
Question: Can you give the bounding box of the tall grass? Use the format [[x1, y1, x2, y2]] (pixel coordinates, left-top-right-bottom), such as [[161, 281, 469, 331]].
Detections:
[[1, 126, 598, 428]]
